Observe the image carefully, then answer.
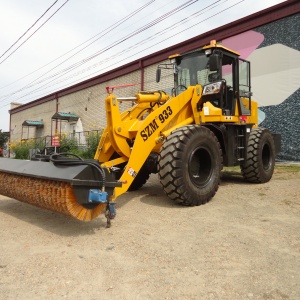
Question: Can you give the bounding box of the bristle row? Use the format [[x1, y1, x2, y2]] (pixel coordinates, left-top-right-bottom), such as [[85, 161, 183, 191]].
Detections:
[[0, 172, 104, 221]]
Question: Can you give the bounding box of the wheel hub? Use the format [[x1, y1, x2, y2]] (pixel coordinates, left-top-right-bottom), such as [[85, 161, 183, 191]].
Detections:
[[189, 147, 212, 187]]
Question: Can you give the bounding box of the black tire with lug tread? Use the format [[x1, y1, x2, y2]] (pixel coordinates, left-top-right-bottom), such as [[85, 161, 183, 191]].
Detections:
[[241, 128, 275, 183], [158, 125, 223, 206]]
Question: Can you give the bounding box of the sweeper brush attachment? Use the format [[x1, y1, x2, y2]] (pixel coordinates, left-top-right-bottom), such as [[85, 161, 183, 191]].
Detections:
[[0, 155, 121, 222]]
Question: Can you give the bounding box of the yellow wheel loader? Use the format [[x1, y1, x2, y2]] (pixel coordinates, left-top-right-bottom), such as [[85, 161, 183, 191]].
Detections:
[[0, 40, 281, 226]]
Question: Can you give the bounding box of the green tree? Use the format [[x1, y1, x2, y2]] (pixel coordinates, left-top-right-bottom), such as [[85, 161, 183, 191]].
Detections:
[[0, 130, 9, 148]]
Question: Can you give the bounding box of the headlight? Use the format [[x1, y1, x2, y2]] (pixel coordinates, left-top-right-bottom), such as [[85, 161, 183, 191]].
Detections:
[[203, 81, 222, 95]]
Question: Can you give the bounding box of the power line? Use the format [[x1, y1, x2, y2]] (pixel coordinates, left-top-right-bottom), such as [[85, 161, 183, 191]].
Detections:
[[0, 0, 246, 106], [0, 0, 70, 66], [0, 0, 227, 105], [52, 0, 231, 87], [0, 0, 59, 61], [23, 0, 227, 98], [16, 0, 197, 92], [0, 0, 159, 91], [0, 0, 198, 103], [0, 0, 157, 98]]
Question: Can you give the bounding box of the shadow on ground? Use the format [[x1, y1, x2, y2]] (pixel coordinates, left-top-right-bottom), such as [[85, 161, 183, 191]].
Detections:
[[0, 170, 249, 235], [0, 198, 108, 236]]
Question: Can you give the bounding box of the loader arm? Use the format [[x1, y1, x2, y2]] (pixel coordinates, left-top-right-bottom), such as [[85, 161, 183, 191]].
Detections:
[[96, 86, 202, 201], [94, 94, 162, 163]]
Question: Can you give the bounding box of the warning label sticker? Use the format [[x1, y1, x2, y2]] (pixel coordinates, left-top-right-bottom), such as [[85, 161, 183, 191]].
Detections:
[[128, 167, 137, 178]]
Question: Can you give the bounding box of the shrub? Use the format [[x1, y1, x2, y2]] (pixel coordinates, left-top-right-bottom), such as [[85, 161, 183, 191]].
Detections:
[[10, 139, 46, 159], [10, 131, 102, 160], [59, 134, 79, 153], [82, 131, 102, 159]]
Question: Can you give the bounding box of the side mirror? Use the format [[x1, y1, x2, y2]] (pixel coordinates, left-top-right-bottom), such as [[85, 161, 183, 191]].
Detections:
[[156, 68, 161, 83], [209, 54, 220, 72]]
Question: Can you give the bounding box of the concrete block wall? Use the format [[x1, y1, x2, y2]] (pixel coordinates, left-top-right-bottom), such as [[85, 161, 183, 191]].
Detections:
[[144, 60, 173, 92], [10, 71, 142, 141]]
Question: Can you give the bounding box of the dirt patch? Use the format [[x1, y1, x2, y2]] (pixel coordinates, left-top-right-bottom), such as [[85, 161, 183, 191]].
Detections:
[[0, 164, 299, 299]]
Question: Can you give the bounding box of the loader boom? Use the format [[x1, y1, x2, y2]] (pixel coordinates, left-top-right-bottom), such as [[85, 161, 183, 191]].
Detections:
[[98, 87, 200, 200]]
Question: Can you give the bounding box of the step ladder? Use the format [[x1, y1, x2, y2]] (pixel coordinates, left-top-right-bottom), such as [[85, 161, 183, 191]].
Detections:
[[236, 126, 246, 162]]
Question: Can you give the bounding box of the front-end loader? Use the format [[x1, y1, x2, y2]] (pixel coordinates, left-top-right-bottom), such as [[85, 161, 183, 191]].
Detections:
[[0, 40, 281, 226]]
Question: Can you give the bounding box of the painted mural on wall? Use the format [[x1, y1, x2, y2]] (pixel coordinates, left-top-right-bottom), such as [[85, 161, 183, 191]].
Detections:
[[222, 14, 300, 161]]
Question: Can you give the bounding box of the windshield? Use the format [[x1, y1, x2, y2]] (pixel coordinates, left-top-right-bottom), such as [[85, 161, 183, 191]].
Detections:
[[176, 52, 211, 88]]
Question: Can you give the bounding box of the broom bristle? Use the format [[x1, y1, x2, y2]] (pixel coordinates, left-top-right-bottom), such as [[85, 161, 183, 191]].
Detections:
[[0, 172, 105, 221]]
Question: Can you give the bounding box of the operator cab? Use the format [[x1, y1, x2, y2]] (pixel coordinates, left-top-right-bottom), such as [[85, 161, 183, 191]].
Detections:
[[157, 40, 252, 116]]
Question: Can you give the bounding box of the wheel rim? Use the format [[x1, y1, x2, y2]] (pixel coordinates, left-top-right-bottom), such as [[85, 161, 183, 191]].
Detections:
[[262, 143, 272, 171], [188, 146, 213, 187]]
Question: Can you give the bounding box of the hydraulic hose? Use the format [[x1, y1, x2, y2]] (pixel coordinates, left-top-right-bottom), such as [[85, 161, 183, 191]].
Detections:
[[49, 152, 106, 190]]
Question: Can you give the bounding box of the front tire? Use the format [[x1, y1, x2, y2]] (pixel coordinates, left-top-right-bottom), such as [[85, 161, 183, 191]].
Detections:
[[241, 128, 275, 183], [158, 125, 222, 206]]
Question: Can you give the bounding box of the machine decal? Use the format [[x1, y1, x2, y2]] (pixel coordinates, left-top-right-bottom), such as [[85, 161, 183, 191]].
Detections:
[[140, 106, 173, 141], [158, 106, 173, 123], [140, 119, 159, 141], [204, 106, 209, 115], [127, 167, 137, 178]]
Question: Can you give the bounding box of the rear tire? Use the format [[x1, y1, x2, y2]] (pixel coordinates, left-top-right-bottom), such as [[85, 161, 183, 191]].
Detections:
[[158, 125, 222, 206], [241, 128, 275, 183]]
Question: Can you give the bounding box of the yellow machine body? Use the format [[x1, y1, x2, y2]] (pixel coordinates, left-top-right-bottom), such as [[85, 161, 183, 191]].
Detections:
[[0, 41, 279, 223], [95, 85, 258, 201]]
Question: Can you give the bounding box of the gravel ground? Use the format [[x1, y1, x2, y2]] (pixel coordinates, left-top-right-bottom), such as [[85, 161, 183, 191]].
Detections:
[[0, 164, 299, 300]]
